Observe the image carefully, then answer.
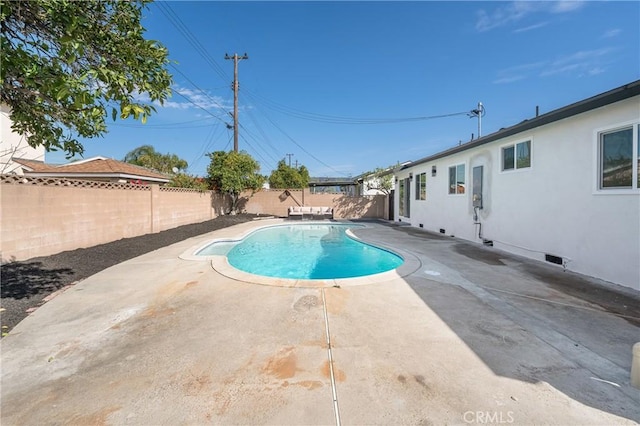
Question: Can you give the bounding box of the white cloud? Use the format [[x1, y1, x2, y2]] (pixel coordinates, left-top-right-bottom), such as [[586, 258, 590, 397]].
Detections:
[[494, 48, 616, 83], [540, 48, 614, 77], [550, 1, 586, 13], [130, 85, 232, 114], [493, 62, 546, 84], [514, 21, 549, 33], [601, 28, 622, 39], [476, 1, 584, 32], [166, 86, 232, 112], [476, 2, 538, 32]]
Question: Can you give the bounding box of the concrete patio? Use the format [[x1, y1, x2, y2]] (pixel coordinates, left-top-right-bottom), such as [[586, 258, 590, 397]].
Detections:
[[1, 219, 639, 425]]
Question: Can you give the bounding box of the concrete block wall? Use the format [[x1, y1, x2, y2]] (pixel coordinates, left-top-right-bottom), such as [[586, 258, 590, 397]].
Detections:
[[1, 182, 152, 261], [242, 189, 387, 219], [1, 179, 388, 261], [155, 187, 214, 232]]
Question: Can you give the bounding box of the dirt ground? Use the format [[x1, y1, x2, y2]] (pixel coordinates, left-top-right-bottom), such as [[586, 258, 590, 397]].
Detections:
[[0, 214, 258, 334]]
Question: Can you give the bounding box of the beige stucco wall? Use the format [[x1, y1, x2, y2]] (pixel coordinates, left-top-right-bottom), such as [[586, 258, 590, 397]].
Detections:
[[242, 189, 387, 219], [155, 187, 214, 232], [1, 179, 388, 261], [1, 182, 152, 261]]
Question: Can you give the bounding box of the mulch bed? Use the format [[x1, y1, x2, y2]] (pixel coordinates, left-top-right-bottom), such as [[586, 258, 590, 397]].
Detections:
[[0, 214, 259, 334]]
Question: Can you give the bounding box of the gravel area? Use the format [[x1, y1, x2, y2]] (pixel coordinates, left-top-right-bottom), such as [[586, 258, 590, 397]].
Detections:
[[0, 214, 259, 334]]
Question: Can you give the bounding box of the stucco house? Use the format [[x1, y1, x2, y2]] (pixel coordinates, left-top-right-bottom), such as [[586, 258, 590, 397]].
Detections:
[[394, 80, 640, 291], [0, 104, 46, 174], [11, 156, 170, 184]]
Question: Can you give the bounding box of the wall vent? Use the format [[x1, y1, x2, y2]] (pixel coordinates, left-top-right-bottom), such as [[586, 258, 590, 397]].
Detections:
[[439, 228, 446, 234], [545, 254, 563, 265]]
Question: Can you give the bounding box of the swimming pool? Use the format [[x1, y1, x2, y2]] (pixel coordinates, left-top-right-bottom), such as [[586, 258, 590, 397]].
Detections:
[[196, 223, 404, 279]]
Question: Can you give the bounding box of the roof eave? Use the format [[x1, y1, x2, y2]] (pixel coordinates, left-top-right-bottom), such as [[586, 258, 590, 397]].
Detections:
[[403, 80, 640, 171], [23, 172, 170, 183]]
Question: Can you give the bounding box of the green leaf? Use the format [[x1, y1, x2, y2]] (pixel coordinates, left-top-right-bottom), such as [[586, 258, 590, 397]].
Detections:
[[2, 0, 173, 156]]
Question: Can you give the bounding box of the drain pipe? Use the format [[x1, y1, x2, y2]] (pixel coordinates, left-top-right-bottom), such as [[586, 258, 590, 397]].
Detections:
[[473, 206, 483, 240]]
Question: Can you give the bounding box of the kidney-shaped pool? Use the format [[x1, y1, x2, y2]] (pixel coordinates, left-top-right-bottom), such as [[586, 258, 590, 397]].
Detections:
[[196, 223, 404, 280]]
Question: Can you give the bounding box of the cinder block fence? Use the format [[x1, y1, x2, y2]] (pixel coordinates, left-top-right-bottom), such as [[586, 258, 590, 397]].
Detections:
[[1, 175, 387, 261]]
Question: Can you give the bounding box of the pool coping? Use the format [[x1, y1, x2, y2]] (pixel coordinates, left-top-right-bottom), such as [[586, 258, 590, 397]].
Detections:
[[179, 219, 422, 288]]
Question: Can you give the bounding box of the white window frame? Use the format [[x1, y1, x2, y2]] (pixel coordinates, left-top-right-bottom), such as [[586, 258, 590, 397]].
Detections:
[[448, 163, 466, 195], [593, 120, 639, 194], [500, 139, 532, 172], [415, 172, 426, 200]]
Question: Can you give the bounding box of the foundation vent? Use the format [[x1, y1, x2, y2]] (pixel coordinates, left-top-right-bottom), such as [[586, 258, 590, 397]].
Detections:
[[439, 228, 446, 234], [545, 254, 563, 265], [419, 224, 424, 228]]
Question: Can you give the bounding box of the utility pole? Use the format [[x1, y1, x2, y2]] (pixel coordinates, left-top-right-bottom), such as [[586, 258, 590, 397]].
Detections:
[[225, 52, 249, 152], [469, 102, 485, 138], [286, 153, 293, 167]]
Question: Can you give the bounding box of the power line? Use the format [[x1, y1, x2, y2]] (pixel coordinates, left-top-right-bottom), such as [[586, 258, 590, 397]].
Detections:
[[188, 120, 229, 173], [243, 89, 470, 124], [111, 117, 218, 129], [245, 108, 283, 159], [169, 64, 232, 121], [238, 133, 275, 171], [257, 108, 349, 177], [155, 2, 229, 84], [237, 122, 282, 165]]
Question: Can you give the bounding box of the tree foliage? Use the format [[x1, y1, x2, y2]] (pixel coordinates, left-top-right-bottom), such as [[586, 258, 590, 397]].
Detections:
[[207, 151, 265, 214], [124, 144, 187, 175], [365, 167, 394, 195], [168, 173, 209, 191], [268, 159, 310, 189], [1, 0, 173, 157]]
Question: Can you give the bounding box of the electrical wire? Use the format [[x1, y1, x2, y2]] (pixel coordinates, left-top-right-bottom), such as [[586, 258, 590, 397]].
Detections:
[[111, 119, 218, 130], [155, 2, 230, 84], [243, 88, 470, 125], [244, 108, 283, 159], [169, 64, 233, 121], [187, 121, 230, 173], [256, 108, 349, 177], [238, 133, 275, 172], [237, 122, 281, 165]]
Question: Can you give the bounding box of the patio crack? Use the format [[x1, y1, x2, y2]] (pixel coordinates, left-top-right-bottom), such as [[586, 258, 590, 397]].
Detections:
[[321, 288, 341, 426]]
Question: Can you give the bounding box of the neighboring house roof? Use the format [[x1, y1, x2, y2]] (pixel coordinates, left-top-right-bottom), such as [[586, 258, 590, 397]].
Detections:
[[401, 79, 640, 171], [12, 156, 170, 183], [309, 177, 357, 186]]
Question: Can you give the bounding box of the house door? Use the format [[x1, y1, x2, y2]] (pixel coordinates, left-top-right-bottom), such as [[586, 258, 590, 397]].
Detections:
[[404, 177, 411, 218], [389, 189, 395, 220]]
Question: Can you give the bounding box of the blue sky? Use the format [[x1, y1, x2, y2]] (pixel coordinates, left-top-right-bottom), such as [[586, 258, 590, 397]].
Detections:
[[48, 1, 640, 178]]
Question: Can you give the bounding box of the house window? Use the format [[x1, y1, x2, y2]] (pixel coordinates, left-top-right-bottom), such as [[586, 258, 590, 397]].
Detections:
[[415, 172, 426, 200], [448, 164, 465, 194], [502, 140, 531, 171], [598, 125, 638, 189], [399, 179, 405, 216]]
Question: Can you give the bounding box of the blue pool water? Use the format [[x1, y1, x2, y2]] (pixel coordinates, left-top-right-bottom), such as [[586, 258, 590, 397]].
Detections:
[[197, 224, 403, 279]]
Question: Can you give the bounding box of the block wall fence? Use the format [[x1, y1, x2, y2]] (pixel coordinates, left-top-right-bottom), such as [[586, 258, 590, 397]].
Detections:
[[1, 176, 387, 261]]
